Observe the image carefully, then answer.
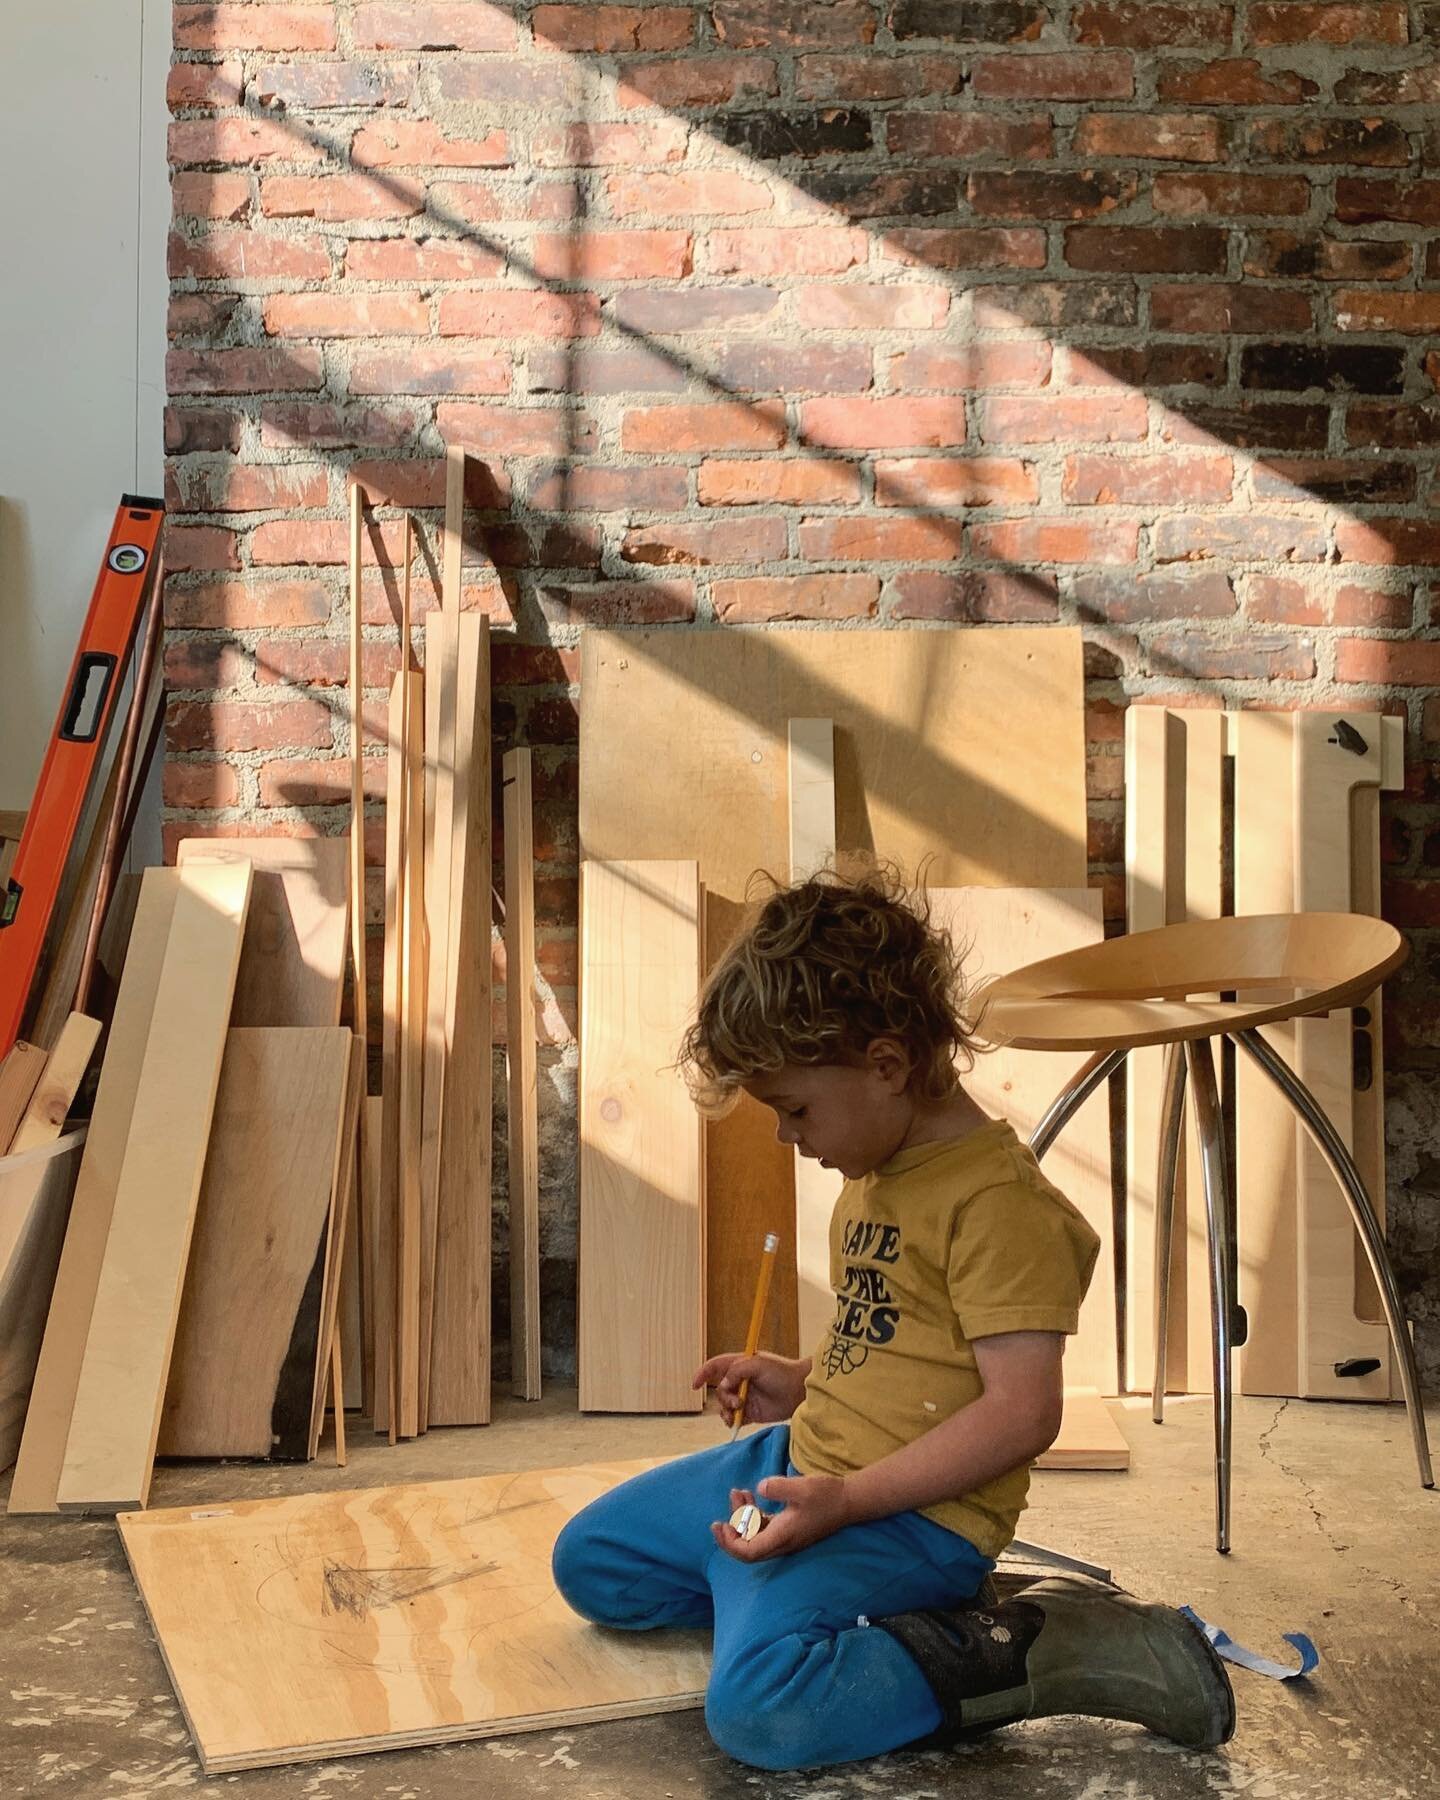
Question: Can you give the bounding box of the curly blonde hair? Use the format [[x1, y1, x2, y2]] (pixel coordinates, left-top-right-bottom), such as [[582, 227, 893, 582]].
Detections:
[[677, 863, 983, 1117]]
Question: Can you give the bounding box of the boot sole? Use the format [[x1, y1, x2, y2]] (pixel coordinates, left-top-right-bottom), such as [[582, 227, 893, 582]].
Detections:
[[1172, 1604, 1237, 1749]]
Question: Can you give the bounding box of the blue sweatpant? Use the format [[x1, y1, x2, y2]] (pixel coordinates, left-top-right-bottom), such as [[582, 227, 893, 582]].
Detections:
[[551, 1425, 992, 1771]]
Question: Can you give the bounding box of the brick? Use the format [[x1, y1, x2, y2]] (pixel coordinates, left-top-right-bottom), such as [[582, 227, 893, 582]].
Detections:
[[434, 60, 575, 103], [713, 0, 878, 48], [607, 171, 773, 216], [617, 55, 778, 108], [262, 403, 417, 452], [891, 0, 1045, 37], [252, 518, 407, 567], [349, 346, 511, 395], [166, 579, 331, 630], [798, 515, 964, 561], [622, 401, 786, 451], [529, 465, 690, 511], [1251, 457, 1414, 505], [978, 395, 1148, 444], [1060, 342, 1224, 387], [523, 697, 580, 744], [1064, 226, 1228, 273], [1162, 400, 1328, 450], [874, 456, 1039, 505], [168, 698, 332, 752], [610, 287, 778, 331], [1336, 180, 1440, 227], [1073, 114, 1223, 162], [171, 464, 329, 513], [1247, 118, 1410, 167], [536, 579, 696, 624], [712, 573, 878, 621], [973, 282, 1139, 329], [353, 4, 518, 49], [1347, 405, 1440, 449], [1157, 57, 1317, 104], [1073, 3, 1233, 44], [800, 395, 965, 449], [621, 517, 788, 565], [171, 173, 250, 222], [1063, 453, 1233, 505], [1336, 638, 1440, 684], [169, 293, 240, 339], [174, 5, 336, 51], [167, 348, 324, 396], [166, 407, 243, 455], [437, 403, 598, 456], [437, 291, 601, 337], [968, 171, 1138, 219], [164, 638, 247, 690], [703, 226, 867, 275], [345, 237, 503, 282], [248, 62, 415, 109], [534, 4, 693, 50], [1153, 174, 1310, 216], [531, 230, 693, 281], [890, 568, 1059, 621], [532, 121, 689, 166], [350, 457, 510, 508], [887, 114, 1052, 162], [169, 230, 331, 281], [168, 117, 327, 165], [167, 58, 244, 109], [972, 52, 1134, 100], [1147, 634, 1315, 681], [1155, 515, 1328, 563], [889, 343, 1051, 389], [717, 109, 873, 159], [796, 51, 964, 100], [794, 283, 948, 329], [1243, 232, 1410, 282], [969, 518, 1139, 564], [491, 645, 583, 686], [352, 120, 510, 168], [1336, 520, 1440, 565], [165, 760, 241, 810], [1247, 3, 1407, 44], [1241, 342, 1404, 394], [528, 345, 689, 394], [255, 640, 367, 690], [258, 758, 387, 808], [712, 342, 874, 394], [882, 226, 1046, 271], [698, 459, 861, 505], [427, 181, 506, 225], [1337, 61, 1440, 105], [1150, 284, 1312, 332], [1074, 569, 1235, 622], [1244, 575, 1413, 627], [263, 294, 429, 337], [800, 169, 960, 218], [1335, 291, 1440, 333], [261, 175, 424, 221]]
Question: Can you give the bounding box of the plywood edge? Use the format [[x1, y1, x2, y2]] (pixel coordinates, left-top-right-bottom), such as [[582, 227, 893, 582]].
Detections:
[[1034, 1387, 1130, 1472]]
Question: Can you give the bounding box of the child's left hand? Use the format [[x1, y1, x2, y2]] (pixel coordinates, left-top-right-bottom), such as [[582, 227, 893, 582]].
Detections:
[[711, 1476, 852, 1562]]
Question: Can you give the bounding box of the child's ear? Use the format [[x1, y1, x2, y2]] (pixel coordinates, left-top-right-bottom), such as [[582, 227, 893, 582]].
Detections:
[[864, 1037, 912, 1092]]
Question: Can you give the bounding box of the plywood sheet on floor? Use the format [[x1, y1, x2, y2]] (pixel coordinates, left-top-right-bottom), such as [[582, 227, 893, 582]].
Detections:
[[119, 1458, 709, 1773], [1035, 1388, 1130, 1472]]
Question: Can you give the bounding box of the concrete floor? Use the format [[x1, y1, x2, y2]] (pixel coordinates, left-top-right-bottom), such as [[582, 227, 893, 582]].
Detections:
[[2, 1390, 1436, 1800]]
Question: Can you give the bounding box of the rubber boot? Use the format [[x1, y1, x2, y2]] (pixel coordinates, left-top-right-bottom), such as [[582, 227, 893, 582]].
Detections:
[[873, 1574, 1235, 1752]]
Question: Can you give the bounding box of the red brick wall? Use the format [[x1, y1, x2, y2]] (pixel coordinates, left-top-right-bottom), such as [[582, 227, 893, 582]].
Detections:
[[165, 1, 1440, 1379]]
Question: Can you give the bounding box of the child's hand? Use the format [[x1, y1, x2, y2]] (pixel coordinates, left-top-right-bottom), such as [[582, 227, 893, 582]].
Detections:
[[693, 1352, 808, 1426], [711, 1476, 852, 1563]]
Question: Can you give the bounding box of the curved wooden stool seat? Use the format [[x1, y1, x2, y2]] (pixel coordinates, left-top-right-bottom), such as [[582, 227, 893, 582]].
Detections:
[[974, 910, 1430, 1555]]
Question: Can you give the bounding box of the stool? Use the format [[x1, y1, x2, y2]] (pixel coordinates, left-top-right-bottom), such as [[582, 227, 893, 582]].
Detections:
[[978, 911, 1434, 1554]]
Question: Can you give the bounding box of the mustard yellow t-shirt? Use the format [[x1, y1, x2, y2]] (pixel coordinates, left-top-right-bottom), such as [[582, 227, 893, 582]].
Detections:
[[787, 1119, 1100, 1559]]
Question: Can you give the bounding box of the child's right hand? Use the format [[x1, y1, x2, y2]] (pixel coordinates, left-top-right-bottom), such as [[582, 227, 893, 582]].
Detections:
[[692, 1352, 810, 1426]]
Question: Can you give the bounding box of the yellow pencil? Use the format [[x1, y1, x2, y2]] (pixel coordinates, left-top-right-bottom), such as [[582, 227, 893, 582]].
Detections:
[[730, 1231, 779, 1440]]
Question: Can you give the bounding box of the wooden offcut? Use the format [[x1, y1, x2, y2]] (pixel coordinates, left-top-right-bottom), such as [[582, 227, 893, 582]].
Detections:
[[503, 747, 541, 1402], [1035, 1388, 1130, 1473], [0, 1043, 48, 1154], [579, 862, 704, 1413], [307, 1034, 366, 1461], [119, 1458, 709, 1773], [56, 858, 251, 1513], [7, 1014, 100, 1157]]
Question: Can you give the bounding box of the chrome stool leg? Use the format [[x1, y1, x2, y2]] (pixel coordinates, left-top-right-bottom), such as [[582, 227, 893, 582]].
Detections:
[[1152, 1041, 1187, 1426], [1028, 1048, 1127, 1162], [1234, 1027, 1434, 1491], [1186, 1038, 1236, 1555]]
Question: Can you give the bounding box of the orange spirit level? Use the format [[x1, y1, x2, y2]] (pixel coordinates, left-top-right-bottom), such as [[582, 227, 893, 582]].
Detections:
[[0, 496, 165, 1056]]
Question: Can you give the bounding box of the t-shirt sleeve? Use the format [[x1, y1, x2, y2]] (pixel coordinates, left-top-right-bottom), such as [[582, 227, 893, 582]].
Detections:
[[947, 1179, 1101, 1341]]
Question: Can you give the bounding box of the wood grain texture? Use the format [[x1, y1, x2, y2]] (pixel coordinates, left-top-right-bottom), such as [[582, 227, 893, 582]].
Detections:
[[396, 666, 427, 1440], [0, 1131, 86, 1474], [427, 615, 492, 1427], [176, 838, 349, 1029], [7, 1014, 100, 1156], [56, 859, 251, 1512], [359, 1094, 382, 1419], [1034, 1387, 1130, 1473], [158, 1028, 353, 1461], [579, 862, 704, 1413], [376, 674, 409, 1437], [8, 869, 182, 1515], [119, 1458, 709, 1773], [307, 1034, 366, 1460], [503, 748, 541, 1401], [0, 1044, 48, 1155]]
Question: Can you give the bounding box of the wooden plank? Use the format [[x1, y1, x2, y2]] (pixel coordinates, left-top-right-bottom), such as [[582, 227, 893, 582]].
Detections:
[[579, 861, 704, 1413], [443, 444, 466, 610], [307, 1034, 366, 1460], [375, 673, 409, 1438], [157, 1028, 353, 1461], [396, 660, 427, 1440], [0, 1131, 87, 1474], [503, 747, 541, 1401], [176, 839, 349, 1029], [346, 482, 372, 1419], [338, 1096, 364, 1413], [579, 626, 1088, 1364], [359, 1094, 382, 1419], [0, 1043, 48, 1154], [119, 1458, 710, 1774], [56, 859, 251, 1512], [8, 868, 183, 1515], [1034, 1387, 1130, 1472], [428, 615, 492, 1426], [7, 1015, 100, 1157], [932, 888, 1118, 1394]]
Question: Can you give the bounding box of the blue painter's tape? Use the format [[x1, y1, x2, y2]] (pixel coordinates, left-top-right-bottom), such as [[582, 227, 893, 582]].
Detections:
[[1180, 1606, 1320, 1681]]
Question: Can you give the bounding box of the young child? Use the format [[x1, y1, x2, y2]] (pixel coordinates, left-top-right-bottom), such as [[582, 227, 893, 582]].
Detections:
[[554, 869, 1233, 1771]]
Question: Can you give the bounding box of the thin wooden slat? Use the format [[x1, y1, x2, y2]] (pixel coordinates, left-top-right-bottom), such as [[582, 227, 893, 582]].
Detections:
[[158, 1028, 353, 1461], [338, 1105, 364, 1414], [56, 859, 252, 1512], [347, 480, 372, 1420], [579, 861, 704, 1413], [8, 869, 183, 1515], [119, 1459, 710, 1774], [359, 1093, 382, 1417], [8, 1014, 101, 1156], [503, 747, 541, 1401], [375, 674, 409, 1438], [1034, 1387, 1130, 1473], [307, 1035, 366, 1461], [428, 616, 492, 1426], [396, 660, 427, 1440], [176, 839, 349, 1029], [443, 444, 466, 609], [0, 1044, 48, 1154]]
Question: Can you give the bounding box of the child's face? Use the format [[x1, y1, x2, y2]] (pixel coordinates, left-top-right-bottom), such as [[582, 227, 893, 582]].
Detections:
[[741, 1046, 912, 1181]]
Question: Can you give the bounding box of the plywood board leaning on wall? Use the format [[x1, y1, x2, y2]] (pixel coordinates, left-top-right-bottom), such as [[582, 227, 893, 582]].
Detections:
[[579, 627, 1089, 1361], [579, 861, 705, 1413]]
